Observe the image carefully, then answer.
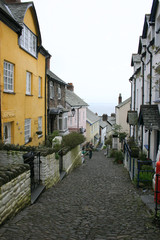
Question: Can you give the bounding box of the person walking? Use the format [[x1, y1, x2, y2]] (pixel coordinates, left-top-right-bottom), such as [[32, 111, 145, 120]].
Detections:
[[88, 142, 93, 159]]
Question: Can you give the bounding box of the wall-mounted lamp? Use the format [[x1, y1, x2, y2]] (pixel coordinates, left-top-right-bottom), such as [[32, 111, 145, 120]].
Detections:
[[69, 108, 75, 117]]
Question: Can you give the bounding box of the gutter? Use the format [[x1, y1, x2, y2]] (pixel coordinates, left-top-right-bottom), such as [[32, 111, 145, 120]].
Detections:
[[146, 38, 154, 159]]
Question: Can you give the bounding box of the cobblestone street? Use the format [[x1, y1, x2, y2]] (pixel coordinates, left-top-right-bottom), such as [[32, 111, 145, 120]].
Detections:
[[0, 150, 160, 240]]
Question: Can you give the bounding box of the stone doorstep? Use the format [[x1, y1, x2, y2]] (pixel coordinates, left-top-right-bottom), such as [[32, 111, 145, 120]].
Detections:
[[31, 185, 45, 204]]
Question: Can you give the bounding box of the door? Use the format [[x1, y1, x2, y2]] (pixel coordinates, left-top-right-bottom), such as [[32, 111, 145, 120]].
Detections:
[[3, 122, 11, 144]]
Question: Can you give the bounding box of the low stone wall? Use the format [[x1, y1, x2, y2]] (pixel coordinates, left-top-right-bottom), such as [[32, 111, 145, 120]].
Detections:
[[63, 145, 82, 174], [0, 164, 31, 225], [40, 153, 60, 189]]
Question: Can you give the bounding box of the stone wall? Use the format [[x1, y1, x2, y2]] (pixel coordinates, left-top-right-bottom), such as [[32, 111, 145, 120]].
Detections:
[[40, 153, 60, 189], [63, 145, 82, 174], [0, 165, 31, 225]]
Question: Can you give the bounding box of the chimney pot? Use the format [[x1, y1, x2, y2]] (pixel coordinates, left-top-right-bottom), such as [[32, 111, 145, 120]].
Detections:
[[118, 93, 122, 104], [67, 83, 74, 91], [102, 114, 108, 121]]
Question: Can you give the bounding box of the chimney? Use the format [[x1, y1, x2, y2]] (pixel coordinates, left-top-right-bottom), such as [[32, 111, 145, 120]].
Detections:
[[102, 114, 108, 121], [111, 113, 116, 118], [118, 93, 122, 104], [5, 0, 21, 3], [46, 56, 51, 70], [67, 83, 74, 91]]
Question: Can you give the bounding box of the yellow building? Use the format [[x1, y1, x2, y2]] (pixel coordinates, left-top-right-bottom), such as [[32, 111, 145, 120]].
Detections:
[[0, 0, 50, 146], [86, 108, 100, 146]]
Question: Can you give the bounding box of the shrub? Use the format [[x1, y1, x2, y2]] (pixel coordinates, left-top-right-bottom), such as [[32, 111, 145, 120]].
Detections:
[[62, 132, 85, 150], [109, 149, 117, 158], [130, 147, 139, 158], [105, 135, 112, 147], [114, 150, 124, 164], [45, 131, 59, 147]]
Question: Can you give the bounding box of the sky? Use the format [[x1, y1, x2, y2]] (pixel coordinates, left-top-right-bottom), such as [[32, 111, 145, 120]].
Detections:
[[22, 0, 153, 115]]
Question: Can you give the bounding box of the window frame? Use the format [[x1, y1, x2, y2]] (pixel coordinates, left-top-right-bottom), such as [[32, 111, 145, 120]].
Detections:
[[3, 61, 14, 93], [58, 84, 61, 99], [38, 76, 42, 97], [50, 81, 54, 99], [58, 112, 68, 132], [20, 24, 37, 58], [38, 116, 42, 132], [24, 119, 31, 143], [26, 71, 31, 95]]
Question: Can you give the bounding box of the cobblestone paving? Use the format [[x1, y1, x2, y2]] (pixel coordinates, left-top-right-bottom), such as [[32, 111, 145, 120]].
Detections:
[[0, 150, 160, 240]]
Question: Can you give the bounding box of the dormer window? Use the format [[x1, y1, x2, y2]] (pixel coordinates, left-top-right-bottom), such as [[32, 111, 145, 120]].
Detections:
[[20, 24, 37, 57]]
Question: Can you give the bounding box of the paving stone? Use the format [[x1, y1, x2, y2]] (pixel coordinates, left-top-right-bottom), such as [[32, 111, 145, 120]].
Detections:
[[0, 150, 160, 239]]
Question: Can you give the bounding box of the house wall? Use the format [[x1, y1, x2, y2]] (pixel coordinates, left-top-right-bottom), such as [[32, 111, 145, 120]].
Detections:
[[86, 121, 99, 146], [0, 8, 46, 146], [116, 100, 130, 135], [67, 107, 86, 135]]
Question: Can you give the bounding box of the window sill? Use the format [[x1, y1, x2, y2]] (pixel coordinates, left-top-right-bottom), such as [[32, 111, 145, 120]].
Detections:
[[38, 96, 43, 99], [3, 91, 16, 95], [25, 94, 33, 97]]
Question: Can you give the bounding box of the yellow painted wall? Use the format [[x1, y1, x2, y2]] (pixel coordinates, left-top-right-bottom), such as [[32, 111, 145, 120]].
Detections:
[[0, 7, 46, 146], [86, 121, 99, 146]]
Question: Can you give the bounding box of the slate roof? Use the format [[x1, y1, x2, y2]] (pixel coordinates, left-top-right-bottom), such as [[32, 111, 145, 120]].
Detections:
[[47, 70, 67, 85], [65, 89, 88, 107], [7, 3, 32, 24], [86, 108, 99, 125], [116, 97, 131, 109], [99, 119, 107, 129], [127, 111, 138, 126], [138, 105, 160, 130]]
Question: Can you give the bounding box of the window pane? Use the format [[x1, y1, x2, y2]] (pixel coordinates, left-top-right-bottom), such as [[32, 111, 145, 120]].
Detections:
[[3, 61, 14, 92]]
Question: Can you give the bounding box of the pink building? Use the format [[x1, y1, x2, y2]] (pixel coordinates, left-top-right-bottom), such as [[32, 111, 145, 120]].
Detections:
[[66, 84, 88, 135]]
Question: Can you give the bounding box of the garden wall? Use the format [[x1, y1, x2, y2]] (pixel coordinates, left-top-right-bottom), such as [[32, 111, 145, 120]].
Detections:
[[63, 145, 82, 174], [0, 165, 31, 225]]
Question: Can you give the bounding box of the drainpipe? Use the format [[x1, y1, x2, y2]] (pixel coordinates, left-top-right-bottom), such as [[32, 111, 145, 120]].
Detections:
[[141, 52, 145, 151], [146, 39, 154, 159]]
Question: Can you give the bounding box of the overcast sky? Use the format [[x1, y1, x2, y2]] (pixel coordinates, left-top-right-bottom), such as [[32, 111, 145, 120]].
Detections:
[[22, 0, 153, 115]]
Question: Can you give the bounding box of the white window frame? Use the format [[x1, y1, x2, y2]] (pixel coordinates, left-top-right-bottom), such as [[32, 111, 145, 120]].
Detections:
[[25, 119, 31, 143], [20, 24, 37, 57], [38, 117, 42, 132], [58, 85, 61, 99], [50, 81, 54, 99], [3, 61, 14, 93], [26, 71, 31, 95], [38, 77, 42, 97], [58, 112, 68, 132]]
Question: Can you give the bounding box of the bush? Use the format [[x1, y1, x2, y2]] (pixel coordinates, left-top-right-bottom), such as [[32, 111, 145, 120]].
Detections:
[[130, 147, 139, 158], [45, 131, 59, 147], [109, 149, 117, 158], [62, 132, 85, 150], [105, 135, 112, 147], [114, 150, 124, 164]]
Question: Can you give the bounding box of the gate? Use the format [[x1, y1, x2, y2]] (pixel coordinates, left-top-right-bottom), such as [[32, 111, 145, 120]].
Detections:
[[23, 152, 41, 192]]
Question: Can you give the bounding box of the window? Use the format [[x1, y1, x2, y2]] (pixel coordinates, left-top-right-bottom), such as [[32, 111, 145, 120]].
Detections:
[[58, 113, 68, 131], [50, 81, 54, 99], [25, 119, 31, 143], [38, 117, 42, 132], [26, 72, 31, 95], [38, 77, 42, 97], [20, 24, 37, 57], [3, 61, 14, 92], [58, 85, 61, 99]]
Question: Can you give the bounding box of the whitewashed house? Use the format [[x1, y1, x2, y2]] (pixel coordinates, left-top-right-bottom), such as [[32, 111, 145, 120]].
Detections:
[[128, 0, 160, 163]]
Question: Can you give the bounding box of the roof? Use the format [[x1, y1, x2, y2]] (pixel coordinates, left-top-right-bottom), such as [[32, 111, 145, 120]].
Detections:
[[107, 116, 116, 126], [131, 54, 141, 66], [99, 119, 107, 129], [142, 14, 150, 39], [116, 97, 131, 109], [47, 69, 67, 85], [65, 89, 88, 107], [0, 0, 22, 33], [138, 105, 160, 130], [150, 0, 158, 23], [127, 111, 138, 126], [86, 108, 99, 125]]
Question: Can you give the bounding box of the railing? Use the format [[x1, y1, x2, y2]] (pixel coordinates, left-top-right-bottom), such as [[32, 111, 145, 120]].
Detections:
[[155, 173, 160, 218], [124, 141, 155, 186], [23, 152, 41, 192]]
